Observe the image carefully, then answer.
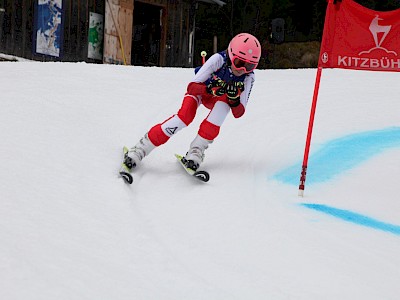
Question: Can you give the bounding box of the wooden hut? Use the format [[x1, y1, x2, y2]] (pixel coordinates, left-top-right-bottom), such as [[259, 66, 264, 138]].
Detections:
[[0, 0, 223, 67]]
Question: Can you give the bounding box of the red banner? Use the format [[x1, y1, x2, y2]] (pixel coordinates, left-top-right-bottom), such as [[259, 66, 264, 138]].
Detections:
[[319, 0, 400, 72]]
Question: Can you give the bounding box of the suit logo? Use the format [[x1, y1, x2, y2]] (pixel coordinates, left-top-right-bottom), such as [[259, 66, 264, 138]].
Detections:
[[166, 127, 178, 135]]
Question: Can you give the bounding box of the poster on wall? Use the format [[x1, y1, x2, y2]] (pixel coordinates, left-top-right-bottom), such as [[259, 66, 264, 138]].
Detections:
[[88, 12, 104, 60], [33, 0, 64, 58]]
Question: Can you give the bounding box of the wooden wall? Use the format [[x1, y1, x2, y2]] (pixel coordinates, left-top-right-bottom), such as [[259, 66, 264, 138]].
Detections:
[[103, 0, 133, 65], [165, 0, 190, 66], [63, 0, 105, 62], [0, 0, 35, 59], [0, 0, 191, 66]]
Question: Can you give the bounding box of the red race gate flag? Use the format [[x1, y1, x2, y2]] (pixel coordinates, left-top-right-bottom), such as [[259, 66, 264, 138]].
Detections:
[[320, 0, 400, 71], [298, 0, 400, 196]]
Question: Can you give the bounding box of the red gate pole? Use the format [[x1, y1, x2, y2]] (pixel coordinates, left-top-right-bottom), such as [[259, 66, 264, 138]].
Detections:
[[298, 66, 323, 197], [298, 0, 335, 197]]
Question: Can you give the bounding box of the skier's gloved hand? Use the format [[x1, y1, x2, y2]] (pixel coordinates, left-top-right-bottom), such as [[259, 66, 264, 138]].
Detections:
[[226, 81, 244, 107], [207, 78, 226, 96]]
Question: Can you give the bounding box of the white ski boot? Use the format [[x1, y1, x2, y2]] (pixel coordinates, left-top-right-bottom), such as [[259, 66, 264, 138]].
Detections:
[[121, 133, 156, 173], [183, 135, 212, 171]]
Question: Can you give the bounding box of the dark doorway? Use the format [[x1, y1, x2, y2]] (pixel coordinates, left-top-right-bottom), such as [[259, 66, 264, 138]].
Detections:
[[132, 2, 162, 66]]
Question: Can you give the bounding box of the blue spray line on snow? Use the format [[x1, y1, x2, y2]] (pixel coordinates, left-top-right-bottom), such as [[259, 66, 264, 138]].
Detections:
[[301, 204, 400, 236], [272, 127, 400, 235], [273, 127, 400, 185]]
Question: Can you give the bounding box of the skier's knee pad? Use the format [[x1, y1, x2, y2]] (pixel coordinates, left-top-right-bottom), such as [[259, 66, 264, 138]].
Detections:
[[177, 96, 198, 125], [198, 120, 220, 141], [148, 124, 169, 146]]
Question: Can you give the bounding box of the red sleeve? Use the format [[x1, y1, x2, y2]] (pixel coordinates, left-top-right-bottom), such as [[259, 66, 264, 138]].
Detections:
[[187, 82, 207, 95], [231, 104, 245, 118]]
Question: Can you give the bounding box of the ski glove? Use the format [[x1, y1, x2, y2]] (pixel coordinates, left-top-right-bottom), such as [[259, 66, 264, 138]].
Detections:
[[207, 78, 226, 97], [226, 81, 244, 107]]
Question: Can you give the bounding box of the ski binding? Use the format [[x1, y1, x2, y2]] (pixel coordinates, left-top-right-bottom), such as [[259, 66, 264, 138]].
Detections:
[[175, 154, 210, 182], [119, 146, 133, 184]]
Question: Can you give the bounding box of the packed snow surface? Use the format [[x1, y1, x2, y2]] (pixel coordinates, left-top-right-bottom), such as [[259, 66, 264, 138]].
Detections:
[[1, 61, 400, 299]]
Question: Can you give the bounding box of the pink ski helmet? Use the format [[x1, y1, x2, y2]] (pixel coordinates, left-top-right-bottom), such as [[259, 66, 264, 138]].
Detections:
[[228, 33, 261, 73]]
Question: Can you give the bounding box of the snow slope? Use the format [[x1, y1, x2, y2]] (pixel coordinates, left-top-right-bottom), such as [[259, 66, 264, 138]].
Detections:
[[1, 61, 399, 299]]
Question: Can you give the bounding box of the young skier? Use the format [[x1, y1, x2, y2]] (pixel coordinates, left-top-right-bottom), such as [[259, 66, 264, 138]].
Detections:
[[120, 33, 261, 180]]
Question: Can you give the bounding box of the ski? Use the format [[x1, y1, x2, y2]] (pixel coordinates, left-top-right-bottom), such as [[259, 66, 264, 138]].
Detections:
[[119, 146, 133, 184], [119, 151, 209, 184], [175, 154, 210, 182]]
